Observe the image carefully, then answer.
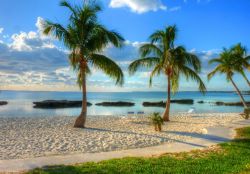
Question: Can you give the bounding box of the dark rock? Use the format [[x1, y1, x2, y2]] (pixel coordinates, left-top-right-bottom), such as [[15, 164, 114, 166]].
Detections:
[[171, 99, 194, 104], [215, 101, 224, 106], [214, 101, 250, 106], [197, 101, 204, 104], [243, 91, 250, 95], [143, 99, 194, 107], [0, 101, 8, 105], [143, 101, 166, 107], [95, 101, 135, 107], [33, 100, 92, 109]]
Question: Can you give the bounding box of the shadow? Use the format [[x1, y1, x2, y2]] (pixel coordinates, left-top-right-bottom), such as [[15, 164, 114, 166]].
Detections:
[[85, 127, 207, 148], [130, 121, 151, 125], [169, 121, 207, 125], [165, 130, 230, 143], [38, 165, 89, 174], [228, 138, 250, 150], [230, 122, 250, 126]]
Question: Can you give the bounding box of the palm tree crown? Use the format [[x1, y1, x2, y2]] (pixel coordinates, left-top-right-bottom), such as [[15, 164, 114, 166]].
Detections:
[[208, 49, 235, 81], [43, 1, 124, 86], [129, 25, 206, 92]]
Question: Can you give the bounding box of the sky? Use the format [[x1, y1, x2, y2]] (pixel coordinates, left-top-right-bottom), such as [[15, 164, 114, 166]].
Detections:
[[0, 0, 249, 92]]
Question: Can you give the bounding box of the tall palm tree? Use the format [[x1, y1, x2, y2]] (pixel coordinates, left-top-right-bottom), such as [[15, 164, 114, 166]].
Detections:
[[230, 43, 250, 87], [208, 49, 248, 108], [43, 1, 124, 128], [128, 25, 206, 122]]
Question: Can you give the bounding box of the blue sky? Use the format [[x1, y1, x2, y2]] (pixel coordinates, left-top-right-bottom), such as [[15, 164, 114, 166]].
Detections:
[[0, 0, 249, 92]]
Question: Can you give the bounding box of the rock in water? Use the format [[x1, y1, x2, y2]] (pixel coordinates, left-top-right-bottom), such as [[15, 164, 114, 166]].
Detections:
[[0, 101, 8, 106], [143, 99, 194, 107], [33, 100, 92, 109], [95, 101, 135, 107]]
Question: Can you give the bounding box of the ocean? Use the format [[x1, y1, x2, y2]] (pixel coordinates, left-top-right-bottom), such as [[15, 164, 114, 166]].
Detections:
[[0, 90, 249, 117]]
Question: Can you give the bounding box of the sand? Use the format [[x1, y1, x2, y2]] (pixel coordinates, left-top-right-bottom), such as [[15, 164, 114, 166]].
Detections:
[[0, 113, 243, 160]]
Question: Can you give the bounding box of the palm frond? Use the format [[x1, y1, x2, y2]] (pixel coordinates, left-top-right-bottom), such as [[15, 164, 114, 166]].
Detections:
[[139, 43, 163, 58], [207, 66, 222, 80], [209, 58, 223, 64], [166, 25, 177, 48], [128, 57, 161, 75], [171, 74, 179, 93], [149, 30, 165, 44], [90, 54, 124, 86], [149, 64, 162, 87], [43, 21, 72, 48], [60, 0, 79, 19], [86, 24, 124, 52], [184, 53, 201, 72], [181, 66, 207, 93], [105, 30, 125, 48]]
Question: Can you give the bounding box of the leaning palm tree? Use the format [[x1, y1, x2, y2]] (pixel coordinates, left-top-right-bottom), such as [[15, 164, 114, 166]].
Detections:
[[208, 49, 248, 108], [128, 25, 206, 122], [230, 43, 250, 87], [43, 1, 124, 128]]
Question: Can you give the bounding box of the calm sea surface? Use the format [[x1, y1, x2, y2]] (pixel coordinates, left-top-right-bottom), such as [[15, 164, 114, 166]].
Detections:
[[0, 90, 249, 117]]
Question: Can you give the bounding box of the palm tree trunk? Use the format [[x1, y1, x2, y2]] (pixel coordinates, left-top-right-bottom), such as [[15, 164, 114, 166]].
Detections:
[[230, 77, 248, 109], [241, 72, 250, 87], [74, 63, 87, 128], [163, 75, 171, 122]]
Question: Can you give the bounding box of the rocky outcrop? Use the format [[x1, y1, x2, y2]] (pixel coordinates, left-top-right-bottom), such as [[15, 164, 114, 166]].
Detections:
[[197, 101, 204, 104], [214, 101, 250, 106], [143, 99, 194, 107], [143, 101, 166, 107], [95, 101, 135, 107], [33, 100, 92, 108], [171, 99, 194, 104], [0, 101, 8, 106]]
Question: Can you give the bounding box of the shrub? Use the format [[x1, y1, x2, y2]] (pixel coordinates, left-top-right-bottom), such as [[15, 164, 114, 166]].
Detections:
[[244, 108, 250, 119], [150, 112, 164, 131]]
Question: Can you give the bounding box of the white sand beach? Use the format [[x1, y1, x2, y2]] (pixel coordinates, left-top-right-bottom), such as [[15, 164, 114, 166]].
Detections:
[[0, 113, 244, 160]]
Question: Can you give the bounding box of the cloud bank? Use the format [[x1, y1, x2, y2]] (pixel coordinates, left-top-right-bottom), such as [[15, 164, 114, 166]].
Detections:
[[0, 17, 231, 92]]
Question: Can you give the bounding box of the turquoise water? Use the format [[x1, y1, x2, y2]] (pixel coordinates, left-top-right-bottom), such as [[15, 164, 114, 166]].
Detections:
[[0, 90, 249, 117]]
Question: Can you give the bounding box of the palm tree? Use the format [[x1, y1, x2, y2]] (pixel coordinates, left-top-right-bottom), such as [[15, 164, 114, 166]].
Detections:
[[128, 25, 206, 122], [208, 49, 248, 108], [43, 1, 124, 128], [230, 43, 250, 87]]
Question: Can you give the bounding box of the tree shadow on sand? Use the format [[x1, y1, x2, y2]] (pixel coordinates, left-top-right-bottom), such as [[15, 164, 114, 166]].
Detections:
[[85, 127, 229, 148]]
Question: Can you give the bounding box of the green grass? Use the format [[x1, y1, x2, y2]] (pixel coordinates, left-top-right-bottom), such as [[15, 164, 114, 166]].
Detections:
[[27, 127, 250, 174]]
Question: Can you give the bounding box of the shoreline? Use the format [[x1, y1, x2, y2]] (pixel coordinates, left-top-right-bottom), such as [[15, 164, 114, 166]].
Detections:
[[0, 113, 244, 161]]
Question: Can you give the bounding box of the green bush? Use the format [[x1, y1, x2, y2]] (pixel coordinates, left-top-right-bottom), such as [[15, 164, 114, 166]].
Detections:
[[244, 108, 250, 119], [150, 112, 164, 131]]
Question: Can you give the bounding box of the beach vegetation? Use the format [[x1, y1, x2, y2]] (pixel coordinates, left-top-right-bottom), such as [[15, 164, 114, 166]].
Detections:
[[150, 112, 164, 131]]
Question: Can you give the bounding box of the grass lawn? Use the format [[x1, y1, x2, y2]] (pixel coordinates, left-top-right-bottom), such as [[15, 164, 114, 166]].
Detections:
[[28, 127, 250, 174]]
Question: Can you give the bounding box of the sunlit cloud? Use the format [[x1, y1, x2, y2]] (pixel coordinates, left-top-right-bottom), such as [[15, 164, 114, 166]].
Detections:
[[109, 0, 167, 14], [0, 28, 4, 34]]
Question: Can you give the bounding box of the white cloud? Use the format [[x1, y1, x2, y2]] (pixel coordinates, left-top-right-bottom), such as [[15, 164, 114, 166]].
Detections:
[[0, 28, 3, 34], [109, 0, 167, 14], [9, 17, 54, 51], [169, 6, 181, 12], [35, 16, 50, 39], [0, 17, 70, 90]]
